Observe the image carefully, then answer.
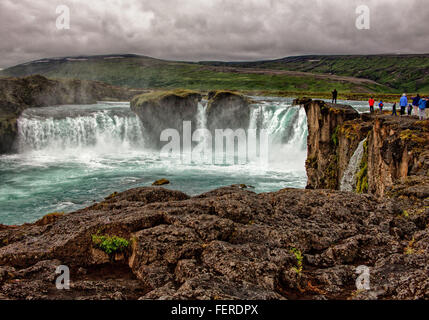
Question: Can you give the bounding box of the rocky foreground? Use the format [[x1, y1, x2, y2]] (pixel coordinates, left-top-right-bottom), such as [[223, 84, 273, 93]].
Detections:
[[0, 185, 428, 300]]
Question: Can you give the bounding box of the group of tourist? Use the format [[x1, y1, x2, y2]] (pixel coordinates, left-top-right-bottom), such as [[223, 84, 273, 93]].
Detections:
[[331, 89, 428, 120], [368, 94, 428, 120]]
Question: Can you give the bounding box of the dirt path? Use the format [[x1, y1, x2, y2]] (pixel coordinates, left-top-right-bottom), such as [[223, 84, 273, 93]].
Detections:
[[203, 65, 383, 86]]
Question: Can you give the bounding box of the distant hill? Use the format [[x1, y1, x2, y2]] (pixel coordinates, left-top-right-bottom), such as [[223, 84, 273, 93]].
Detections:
[[3, 53, 426, 94], [201, 54, 429, 93]]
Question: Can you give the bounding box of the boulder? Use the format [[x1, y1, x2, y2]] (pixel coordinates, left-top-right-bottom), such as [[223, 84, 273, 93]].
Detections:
[[152, 179, 170, 186]]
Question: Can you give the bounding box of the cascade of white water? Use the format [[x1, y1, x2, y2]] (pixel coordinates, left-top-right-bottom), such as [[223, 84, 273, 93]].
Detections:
[[340, 138, 367, 192], [248, 102, 308, 171], [17, 105, 145, 154], [16, 100, 308, 171]]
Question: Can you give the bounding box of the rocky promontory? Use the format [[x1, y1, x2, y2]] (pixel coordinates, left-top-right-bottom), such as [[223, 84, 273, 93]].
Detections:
[[295, 98, 429, 206], [1, 185, 428, 300], [0, 75, 144, 153]]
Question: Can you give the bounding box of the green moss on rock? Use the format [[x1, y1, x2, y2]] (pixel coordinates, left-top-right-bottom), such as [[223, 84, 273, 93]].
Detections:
[[206, 90, 249, 114], [332, 125, 340, 146], [131, 89, 201, 108], [152, 178, 170, 186], [400, 129, 427, 144], [92, 234, 129, 255]]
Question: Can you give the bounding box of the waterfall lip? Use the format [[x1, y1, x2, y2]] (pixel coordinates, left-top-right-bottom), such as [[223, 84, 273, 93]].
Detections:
[[22, 103, 134, 119]]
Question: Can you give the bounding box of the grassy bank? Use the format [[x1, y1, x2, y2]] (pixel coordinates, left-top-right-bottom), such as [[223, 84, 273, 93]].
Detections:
[[203, 54, 429, 93], [0, 55, 391, 94]]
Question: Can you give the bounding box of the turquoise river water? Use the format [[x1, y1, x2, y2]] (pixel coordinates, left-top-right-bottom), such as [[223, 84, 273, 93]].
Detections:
[[0, 97, 370, 225]]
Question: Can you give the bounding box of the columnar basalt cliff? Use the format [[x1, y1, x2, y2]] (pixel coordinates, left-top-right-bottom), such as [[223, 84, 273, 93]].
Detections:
[[0, 75, 144, 154], [296, 98, 429, 203]]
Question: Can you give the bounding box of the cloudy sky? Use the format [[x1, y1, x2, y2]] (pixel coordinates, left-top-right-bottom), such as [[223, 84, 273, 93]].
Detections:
[[0, 0, 428, 68]]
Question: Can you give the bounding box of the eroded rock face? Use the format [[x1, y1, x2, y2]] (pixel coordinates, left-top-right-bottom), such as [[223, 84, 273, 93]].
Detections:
[[296, 98, 429, 202], [206, 91, 251, 134], [130, 90, 202, 149], [0, 75, 142, 154], [1, 185, 427, 300], [294, 98, 360, 189], [368, 117, 429, 198]]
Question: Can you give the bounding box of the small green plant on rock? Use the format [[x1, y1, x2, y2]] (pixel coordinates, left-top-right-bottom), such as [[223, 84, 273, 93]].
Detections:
[[92, 234, 129, 255], [332, 125, 340, 146], [290, 247, 303, 274]]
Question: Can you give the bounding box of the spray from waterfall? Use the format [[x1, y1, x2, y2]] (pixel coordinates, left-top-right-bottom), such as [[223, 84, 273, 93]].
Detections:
[[340, 138, 367, 192], [17, 105, 145, 155], [248, 102, 308, 171], [16, 100, 308, 172]]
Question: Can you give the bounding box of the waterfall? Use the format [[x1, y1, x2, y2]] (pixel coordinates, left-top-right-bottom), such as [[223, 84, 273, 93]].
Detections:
[[17, 104, 145, 154], [248, 102, 308, 171], [15, 100, 308, 172], [340, 138, 367, 192], [196, 100, 208, 130]]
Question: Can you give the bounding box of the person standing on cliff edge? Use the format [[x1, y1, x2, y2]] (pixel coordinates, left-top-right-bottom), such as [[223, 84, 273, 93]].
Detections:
[[378, 100, 384, 114], [368, 97, 375, 113], [332, 89, 338, 104], [399, 94, 408, 116], [418, 97, 427, 120], [412, 94, 421, 116], [391, 102, 397, 116]]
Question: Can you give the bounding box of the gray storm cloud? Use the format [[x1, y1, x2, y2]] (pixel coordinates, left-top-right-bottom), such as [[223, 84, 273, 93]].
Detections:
[[0, 0, 428, 68]]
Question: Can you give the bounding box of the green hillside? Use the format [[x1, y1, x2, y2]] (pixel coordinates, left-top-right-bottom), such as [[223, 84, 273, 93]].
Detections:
[[201, 54, 429, 93], [0, 54, 391, 94]]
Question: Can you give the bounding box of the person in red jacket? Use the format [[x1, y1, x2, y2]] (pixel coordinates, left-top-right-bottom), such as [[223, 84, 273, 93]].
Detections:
[[368, 97, 375, 113]]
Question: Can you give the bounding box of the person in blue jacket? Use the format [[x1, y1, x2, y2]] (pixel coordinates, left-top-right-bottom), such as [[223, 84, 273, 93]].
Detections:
[[378, 100, 384, 114], [412, 94, 421, 116], [399, 94, 408, 115], [418, 97, 427, 120]]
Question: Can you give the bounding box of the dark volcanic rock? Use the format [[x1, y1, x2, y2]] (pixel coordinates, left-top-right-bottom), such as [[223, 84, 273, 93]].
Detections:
[[1, 186, 428, 300], [295, 98, 429, 202], [293, 98, 360, 189]]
